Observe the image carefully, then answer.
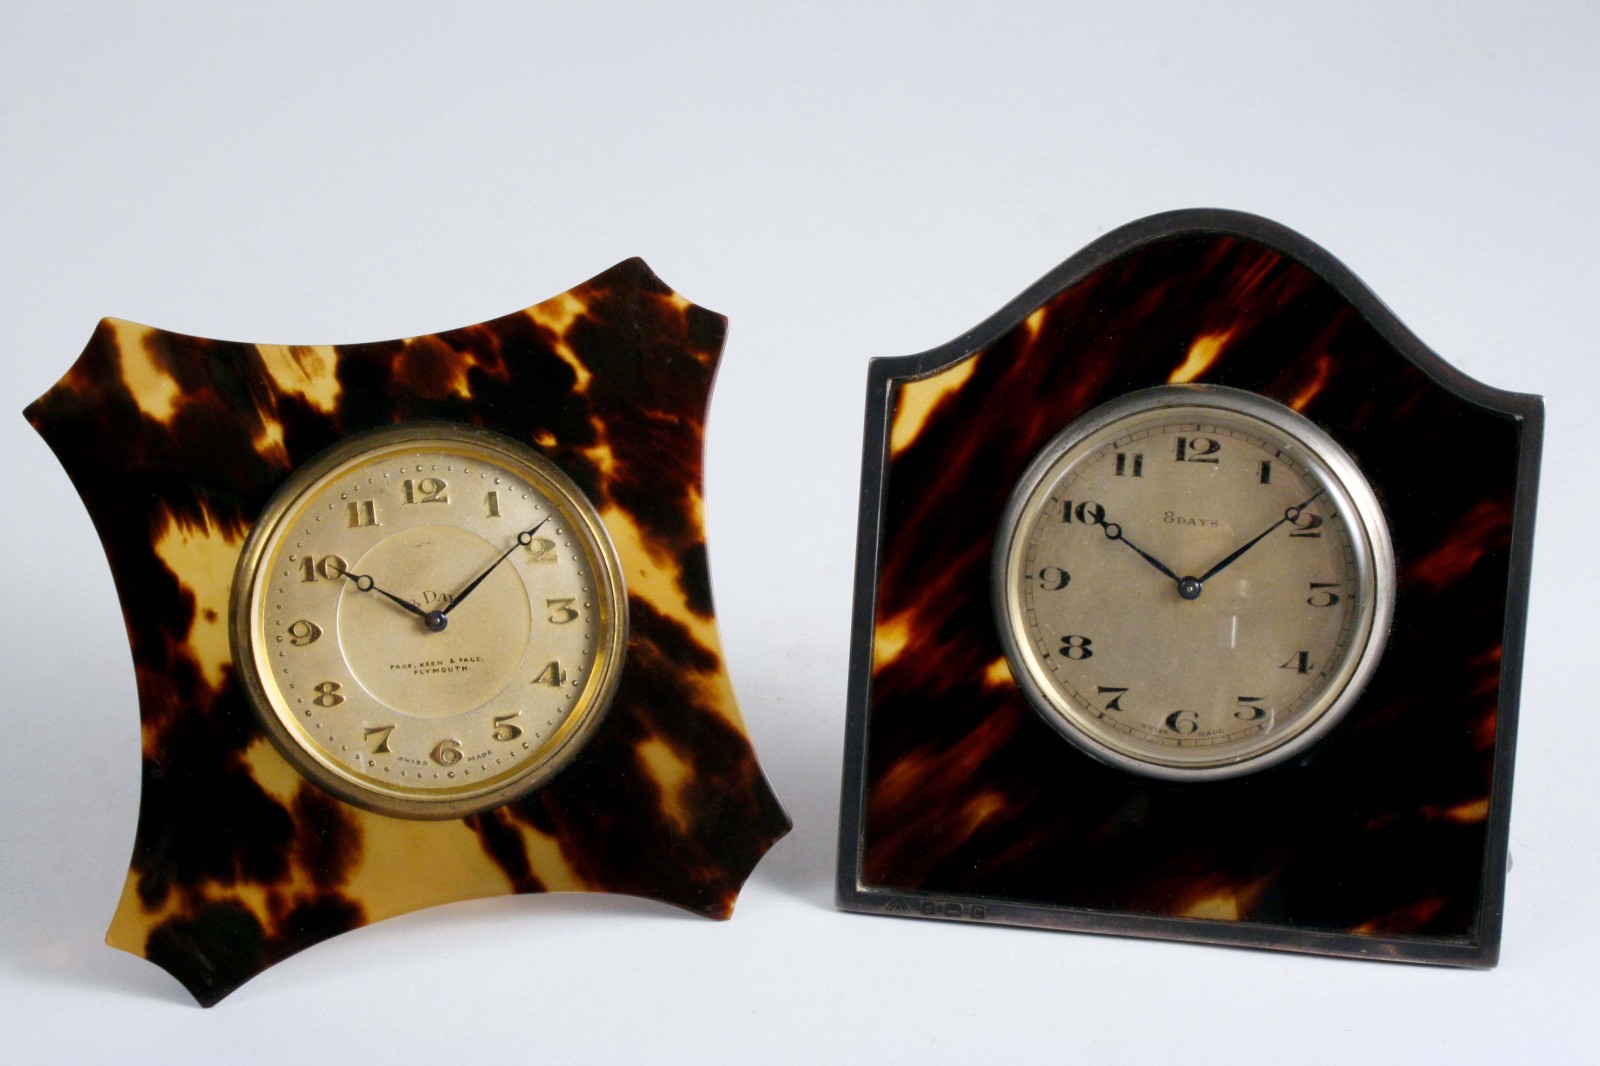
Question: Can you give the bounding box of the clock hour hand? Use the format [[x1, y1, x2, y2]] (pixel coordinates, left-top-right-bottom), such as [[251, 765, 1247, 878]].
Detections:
[[1096, 515, 1181, 583], [1195, 489, 1326, 585], [442, 517, 551, 619], [335, 566, 430, 620]]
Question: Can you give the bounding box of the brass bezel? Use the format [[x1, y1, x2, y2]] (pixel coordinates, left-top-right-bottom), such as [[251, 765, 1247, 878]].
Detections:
[[229, 423, 629, 819]]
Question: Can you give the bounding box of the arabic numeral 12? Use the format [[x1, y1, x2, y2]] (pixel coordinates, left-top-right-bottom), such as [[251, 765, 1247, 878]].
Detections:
[[1175, 436, 1220, 463], [402, 477, 448, 504]]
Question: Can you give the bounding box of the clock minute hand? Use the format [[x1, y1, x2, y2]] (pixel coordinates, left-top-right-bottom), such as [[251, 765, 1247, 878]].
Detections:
[[443, 517, 551, 617], [336, 567, 430, 619], [1196, 489, 1326, 584]]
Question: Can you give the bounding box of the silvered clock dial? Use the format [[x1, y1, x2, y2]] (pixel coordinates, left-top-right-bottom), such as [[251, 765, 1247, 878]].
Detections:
[[994, 384, 1395, 780], [232, 423, 628, 818]]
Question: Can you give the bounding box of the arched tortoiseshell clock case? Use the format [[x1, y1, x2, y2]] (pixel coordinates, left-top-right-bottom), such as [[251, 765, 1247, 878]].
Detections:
[[837, 210, 1542, 966], [24, 258, 791, 1005]]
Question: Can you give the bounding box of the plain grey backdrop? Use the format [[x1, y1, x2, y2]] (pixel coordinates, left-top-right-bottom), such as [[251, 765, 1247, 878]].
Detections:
[[2, 2, 1594, 1061]]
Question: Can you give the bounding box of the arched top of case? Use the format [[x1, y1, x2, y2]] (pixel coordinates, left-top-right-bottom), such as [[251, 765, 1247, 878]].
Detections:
[[870, 208, 1541, 429]]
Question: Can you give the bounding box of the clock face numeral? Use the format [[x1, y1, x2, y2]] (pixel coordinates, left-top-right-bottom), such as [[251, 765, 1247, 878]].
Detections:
[[1307, 582, 1341, 607], [1259, 460, 1273, 484], [493, 714, 523, 742], [364, 725, 394, 753], [430, 738, 463, 766], [525, 537, 557, 563], [1038, 566, 1071, 591], [1289, 510, 1325, 538], [346, 499, 379, 527], [1164, 709, 1200, 734], [312, 681, 344, 707], [402, 477, 449, 505], [286, 619, 323, 646], [1097, 686, 1128, 711], [1235, 696, 1267, 721], [1280, 651, 1314, 675], [485, 490, 501, 517], [546, 597, 579, 624], [1061, 500, 1107, 525], [1175, 436, 1221, 463], [1115, 452, 1144, 477], [1058, 635, 1094, 660], [300, 555, 349, 582], [533, 660, 566, 687]]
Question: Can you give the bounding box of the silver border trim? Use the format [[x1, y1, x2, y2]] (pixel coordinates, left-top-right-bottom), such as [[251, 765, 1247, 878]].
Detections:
[[991, 384, 1397, 781]]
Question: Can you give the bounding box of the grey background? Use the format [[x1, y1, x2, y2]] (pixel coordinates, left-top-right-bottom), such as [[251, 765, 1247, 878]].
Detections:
[[2, 2, 1594, 1061]]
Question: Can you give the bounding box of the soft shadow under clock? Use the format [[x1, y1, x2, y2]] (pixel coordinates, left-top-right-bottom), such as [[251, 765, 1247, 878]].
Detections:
[[736, 654, 843, 909]]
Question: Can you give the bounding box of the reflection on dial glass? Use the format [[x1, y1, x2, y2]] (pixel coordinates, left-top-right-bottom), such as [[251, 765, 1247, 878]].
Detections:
[[233, 426, 627, 818], [995, 386, 1393, 780]]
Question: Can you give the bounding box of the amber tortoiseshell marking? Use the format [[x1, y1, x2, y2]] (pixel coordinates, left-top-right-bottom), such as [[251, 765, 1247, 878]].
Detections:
[[843, 214, 1539, 965], [25, 259, 790, 1006]]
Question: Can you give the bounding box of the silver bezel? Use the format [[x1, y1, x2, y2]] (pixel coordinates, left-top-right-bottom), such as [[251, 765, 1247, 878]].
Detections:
[[992, 384, 1396, 781]]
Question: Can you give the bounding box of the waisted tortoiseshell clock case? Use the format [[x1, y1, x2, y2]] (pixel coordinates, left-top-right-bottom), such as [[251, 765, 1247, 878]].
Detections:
[[26, 259, 791, 1005]]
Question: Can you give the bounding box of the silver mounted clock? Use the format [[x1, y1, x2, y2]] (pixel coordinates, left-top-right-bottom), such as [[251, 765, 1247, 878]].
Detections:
[[837, 210, 1542, 967], [993, 385, 1395, 780]]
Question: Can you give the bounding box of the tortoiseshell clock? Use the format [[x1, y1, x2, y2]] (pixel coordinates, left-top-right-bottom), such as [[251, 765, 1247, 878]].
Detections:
[[993, 383, 1396, 781], [837, 210, 1541, 966], [24, 258, 790, 1005]]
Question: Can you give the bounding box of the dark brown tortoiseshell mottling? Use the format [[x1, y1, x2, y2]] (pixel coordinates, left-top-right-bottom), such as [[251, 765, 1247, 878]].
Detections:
[[843, 217, 1539, 964], [25, 259, 790, 1006]]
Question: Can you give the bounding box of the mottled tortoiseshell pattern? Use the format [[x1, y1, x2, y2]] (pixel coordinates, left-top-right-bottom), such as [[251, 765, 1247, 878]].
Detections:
[[843, 217, 1539, 964], [26, 259, 790, 1005]]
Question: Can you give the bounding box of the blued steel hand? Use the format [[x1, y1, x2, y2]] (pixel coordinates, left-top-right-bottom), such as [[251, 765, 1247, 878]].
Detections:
[[335, 565, 429, 619], [1196, 489, 1326, 584], [443, 517, 551, 618], [1096, 514, 1182, 583]]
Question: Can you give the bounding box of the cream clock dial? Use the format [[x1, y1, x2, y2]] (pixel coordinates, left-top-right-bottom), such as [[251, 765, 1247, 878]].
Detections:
[[994, 385, 1395, 780], [231, 424, 627, 818]]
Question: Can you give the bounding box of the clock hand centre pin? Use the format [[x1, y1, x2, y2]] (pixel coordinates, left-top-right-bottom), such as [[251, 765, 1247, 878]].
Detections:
[[439, 517, 552, 626]]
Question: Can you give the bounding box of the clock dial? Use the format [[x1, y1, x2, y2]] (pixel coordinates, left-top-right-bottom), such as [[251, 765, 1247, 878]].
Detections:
[[232, 424, 627, 818], [994, 385, 1394, 779]]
